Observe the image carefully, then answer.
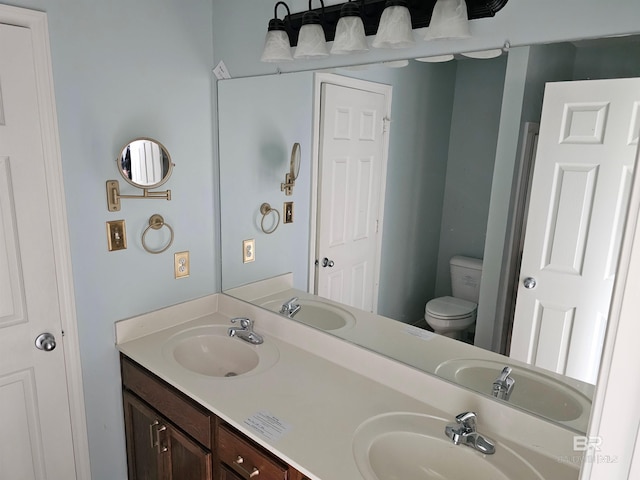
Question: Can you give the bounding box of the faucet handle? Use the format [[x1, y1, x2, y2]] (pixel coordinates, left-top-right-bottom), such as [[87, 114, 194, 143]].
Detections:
[[231, 317, 252, 329], [455, 412, 477, 431]]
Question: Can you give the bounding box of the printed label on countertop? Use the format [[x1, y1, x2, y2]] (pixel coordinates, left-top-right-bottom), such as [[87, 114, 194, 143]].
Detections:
[[403, 325, 436, 341], [244, 411, 292, 442]]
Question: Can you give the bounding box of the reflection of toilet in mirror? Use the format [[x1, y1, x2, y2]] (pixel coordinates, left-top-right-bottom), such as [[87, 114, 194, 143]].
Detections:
[[425, 256, 483, 341]]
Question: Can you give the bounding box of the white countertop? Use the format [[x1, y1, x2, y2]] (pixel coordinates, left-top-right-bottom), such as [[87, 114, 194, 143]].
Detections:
[[116, 293, 580, 480]]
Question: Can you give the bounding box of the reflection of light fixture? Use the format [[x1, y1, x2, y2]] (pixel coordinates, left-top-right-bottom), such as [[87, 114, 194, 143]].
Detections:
[[294, 0, 329, 59], [331, 0, 369, 55], [460, 48, 503, 59], [261, 2, 293, 63], [372, 0, 415, 49], [382, 59, 409, 68], [416, 54, 455, 62], [424, 0, 471, 40]]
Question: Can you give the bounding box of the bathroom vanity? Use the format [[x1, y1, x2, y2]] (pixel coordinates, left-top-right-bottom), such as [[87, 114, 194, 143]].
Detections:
[[116, 293, 582, 479]]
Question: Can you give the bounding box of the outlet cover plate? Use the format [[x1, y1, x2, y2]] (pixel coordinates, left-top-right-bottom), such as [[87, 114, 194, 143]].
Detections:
[[174, 251, 190, 278], [243, 239, 255, 263]]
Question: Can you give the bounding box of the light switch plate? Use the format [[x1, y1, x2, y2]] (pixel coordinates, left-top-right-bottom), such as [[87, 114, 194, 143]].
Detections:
[[284, 202, 294, 224], [243, 239, 255, 263], [106, 220, 127, 251], [174, 251, 190, 279]]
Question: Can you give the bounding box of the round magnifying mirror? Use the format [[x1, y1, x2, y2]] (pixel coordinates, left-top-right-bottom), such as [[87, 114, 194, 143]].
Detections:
[[289, 142, 301, 181], [117, 137, 174, 188]]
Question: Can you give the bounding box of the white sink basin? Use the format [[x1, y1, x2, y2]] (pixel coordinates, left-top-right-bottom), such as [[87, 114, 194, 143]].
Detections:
[[434, 359, 591, 423], [353, 412, 543, 480], [162, 325, 279, 378], [261, 298, 356, 331]]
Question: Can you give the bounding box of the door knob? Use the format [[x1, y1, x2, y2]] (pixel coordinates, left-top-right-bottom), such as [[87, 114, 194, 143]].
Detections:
[[322, 257, 335, 268], [523, 277, 537, 289], [35, 332, 56, 351]]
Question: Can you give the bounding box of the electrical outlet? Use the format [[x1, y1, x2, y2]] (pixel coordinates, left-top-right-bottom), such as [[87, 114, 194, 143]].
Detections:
[[174, 251, 190, 279], [243, 239, 255, 263], [106, 220, 127, 251]]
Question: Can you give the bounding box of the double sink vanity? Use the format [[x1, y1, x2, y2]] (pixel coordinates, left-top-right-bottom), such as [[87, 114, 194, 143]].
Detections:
[[116, 290, 584, 479]]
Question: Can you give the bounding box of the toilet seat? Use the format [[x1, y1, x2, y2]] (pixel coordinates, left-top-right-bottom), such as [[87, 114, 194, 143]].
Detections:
[[425, 296, 476, 320]]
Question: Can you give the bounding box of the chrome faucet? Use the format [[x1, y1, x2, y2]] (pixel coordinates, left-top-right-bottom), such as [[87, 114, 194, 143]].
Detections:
[[227, 317, 263, 345], [492, 366, 515, 400], [445, 412, 495, 455], [279, 297, 301, 318]]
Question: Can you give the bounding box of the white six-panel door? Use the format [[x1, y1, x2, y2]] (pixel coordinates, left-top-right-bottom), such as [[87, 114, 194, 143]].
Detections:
[[510, 78, 640, 384], [0, 22, 79, 479], [316, 82, 388, 311]]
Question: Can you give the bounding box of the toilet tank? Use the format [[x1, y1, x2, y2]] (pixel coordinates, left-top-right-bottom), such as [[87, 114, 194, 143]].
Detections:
[[450, 255, 483, 302]]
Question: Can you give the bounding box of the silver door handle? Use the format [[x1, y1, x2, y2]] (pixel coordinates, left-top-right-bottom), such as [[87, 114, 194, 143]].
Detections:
[[35, 332, 56, 351], [322, 257, 335, 268], [523, 277, 537, 289]]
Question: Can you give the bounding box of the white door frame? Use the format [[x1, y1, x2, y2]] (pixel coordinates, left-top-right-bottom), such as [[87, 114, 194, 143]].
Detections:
[[0, 5, 91, 479], [308, 73, 392, 313]]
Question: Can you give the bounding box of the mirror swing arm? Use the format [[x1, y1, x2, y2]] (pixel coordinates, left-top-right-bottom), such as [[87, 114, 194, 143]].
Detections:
[[106, 180, 172, 212], [281, 142, 301, 196]]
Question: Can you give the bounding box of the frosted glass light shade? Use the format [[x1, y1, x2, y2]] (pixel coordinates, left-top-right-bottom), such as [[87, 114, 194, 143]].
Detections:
[[424, 0, 471, 40], [331, 16, 369, 54], [416, 54, 455, 62], [261, 30, 293, 62], [294, 23, 329, 59], [372, 3, 415, 49], [461, 48, 503, 59]]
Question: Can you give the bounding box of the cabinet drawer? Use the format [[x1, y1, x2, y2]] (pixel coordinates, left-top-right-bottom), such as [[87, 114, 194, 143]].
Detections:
[[121, 355, 212, 449], [218, 425, 288, 480]]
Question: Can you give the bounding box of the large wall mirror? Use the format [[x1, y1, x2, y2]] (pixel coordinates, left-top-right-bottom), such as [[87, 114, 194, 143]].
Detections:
[[218, 35, 640, 433]]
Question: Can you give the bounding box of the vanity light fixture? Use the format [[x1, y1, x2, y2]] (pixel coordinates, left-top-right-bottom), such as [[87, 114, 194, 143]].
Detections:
[[331, 0, 369, 55], [424, 0, 471, 40], [293, 0, 329, 59], [279, 0, 508, 51], [372, 0, 415, 49], [261, 1, 294, 62]]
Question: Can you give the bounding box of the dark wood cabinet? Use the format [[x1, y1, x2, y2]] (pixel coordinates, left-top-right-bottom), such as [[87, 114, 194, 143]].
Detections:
[[121, 355, 309, 480], [123, 390, 211, 480]]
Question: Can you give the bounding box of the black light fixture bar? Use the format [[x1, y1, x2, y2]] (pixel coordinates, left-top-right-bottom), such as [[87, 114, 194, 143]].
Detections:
[[284, 0, 509, 46]]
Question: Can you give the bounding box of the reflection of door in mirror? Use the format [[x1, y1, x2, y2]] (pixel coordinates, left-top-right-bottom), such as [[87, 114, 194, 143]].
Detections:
[[510, 77, 640, 384], [316, 80, 391, 312], [126, 139, 167, 186]]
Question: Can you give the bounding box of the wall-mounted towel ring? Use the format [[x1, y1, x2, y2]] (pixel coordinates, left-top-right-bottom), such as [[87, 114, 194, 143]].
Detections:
[[260, 203, 280, 234], [142, 214, 174, 254]]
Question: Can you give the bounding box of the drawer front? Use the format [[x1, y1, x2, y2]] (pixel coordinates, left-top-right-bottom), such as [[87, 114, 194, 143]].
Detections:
[[218, 425, 288, 480], [121, 356, 212, 449]]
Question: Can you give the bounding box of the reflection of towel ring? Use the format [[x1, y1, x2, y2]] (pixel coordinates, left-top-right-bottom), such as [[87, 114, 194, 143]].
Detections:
[[142, 214, 174, 254], [260, 203, 280, 234]]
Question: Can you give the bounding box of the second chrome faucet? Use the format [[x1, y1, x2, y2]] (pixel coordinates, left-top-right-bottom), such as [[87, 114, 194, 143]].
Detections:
[[445, 412, 496, 455]]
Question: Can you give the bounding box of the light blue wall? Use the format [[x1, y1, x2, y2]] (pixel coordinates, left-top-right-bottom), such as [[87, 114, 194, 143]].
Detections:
[[8, 1, 216, 479], [434, 56, 507, 298], [219, 72, 314, 290]]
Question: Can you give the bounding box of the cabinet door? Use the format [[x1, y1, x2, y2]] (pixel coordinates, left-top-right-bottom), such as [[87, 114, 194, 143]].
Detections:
[[123, 391, 162, 480], [163, 422, 212, 480], [124, 391, 212, 480]]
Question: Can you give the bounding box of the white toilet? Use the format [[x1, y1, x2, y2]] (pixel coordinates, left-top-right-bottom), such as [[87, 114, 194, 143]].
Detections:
[[425, 255, 483, 340]]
